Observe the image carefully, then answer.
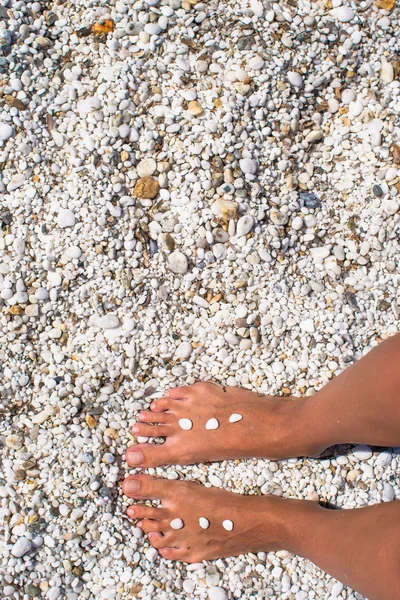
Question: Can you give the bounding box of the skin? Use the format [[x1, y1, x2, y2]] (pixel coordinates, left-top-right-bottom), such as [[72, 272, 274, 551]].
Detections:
[[123, 333, 400, 600]]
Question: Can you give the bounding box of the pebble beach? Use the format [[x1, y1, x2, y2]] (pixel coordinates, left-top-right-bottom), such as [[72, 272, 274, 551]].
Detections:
[[1, 0, 400, 598]]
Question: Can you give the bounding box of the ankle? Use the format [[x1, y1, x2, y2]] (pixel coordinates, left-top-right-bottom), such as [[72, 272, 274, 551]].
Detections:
[[272, 497, 326, 554], [279, 397, 328, 458]]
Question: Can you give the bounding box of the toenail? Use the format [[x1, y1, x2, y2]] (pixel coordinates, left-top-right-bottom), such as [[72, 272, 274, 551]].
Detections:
[[132, 424, 140, 433], [124, 479, 141, 494], [127, 449, 144, 465]]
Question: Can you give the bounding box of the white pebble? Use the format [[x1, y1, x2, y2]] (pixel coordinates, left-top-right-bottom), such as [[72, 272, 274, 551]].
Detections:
[[58, 209, 76, 228], [175, 341, 192, 359], [239, 158, 257, 174], [11, 537, 32, 558], [330, 6, 354, 22], [199, 517, 210, 529], [287, 71, 303, 87], [178, 418, 193, 431], [222, 520, 233, 531], [208, 588, 227, 600], [352, 444, 372, 460], [236, 215, 254, 237], [205, 418, 219, 430], [0, 124, 14, 141], [229, 414, 243, 423], [145, 548, 158, 562], [170, 518, 184, 530]]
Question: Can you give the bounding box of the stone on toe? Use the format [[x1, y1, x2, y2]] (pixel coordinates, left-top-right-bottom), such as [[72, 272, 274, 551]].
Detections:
[[199, 517, 210, 529], [222, 520, 234, 531], [179, 418, 193, 430], [229, 414, 243, 423], [170, 518, 184, 530], [205, 418, 219, 430]]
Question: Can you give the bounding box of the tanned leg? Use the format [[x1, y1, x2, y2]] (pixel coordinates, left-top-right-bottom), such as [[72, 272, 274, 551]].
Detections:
[[122, 476, 400, 600], [127, 334, 400, 468]]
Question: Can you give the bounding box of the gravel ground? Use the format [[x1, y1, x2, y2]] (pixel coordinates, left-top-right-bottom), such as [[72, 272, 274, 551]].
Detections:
[[1, 0, 399, 598]]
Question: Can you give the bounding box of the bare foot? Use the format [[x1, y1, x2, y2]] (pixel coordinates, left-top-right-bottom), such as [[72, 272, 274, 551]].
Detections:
[[122, 474, 289, 563], [126, 382, 325, 468]]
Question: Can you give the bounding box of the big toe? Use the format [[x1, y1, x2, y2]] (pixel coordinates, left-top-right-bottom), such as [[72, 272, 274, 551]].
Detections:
[[122, 474, 173, 500], [126, 443, 173, 468]]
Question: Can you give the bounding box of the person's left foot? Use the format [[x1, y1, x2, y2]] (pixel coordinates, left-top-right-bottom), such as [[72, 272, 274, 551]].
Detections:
[[122, 474, 285, 563]]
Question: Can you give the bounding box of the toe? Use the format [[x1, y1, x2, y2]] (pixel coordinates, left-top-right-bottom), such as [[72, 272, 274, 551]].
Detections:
[[138, 519, 165, 533], [127, 505, 168, 521], [150, 397, 174, 412], [148, 532, 172, 549], [168, 386, 194, 399], [138, 411, 171, 424], [122, 474, 175, 500], [126, 442, 174, 468], [131, 423, 172, 438], [159, 547, 190, 561]]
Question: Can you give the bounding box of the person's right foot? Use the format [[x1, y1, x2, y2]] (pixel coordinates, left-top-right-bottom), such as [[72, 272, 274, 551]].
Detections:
[[126, 382, 324, 468]]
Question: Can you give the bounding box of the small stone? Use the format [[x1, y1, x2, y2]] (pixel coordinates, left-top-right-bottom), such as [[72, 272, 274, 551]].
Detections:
[[4, 95, 26, 110], [170, 518, 184, 530], [25, 304, 39, 317], [341, 89, 356, 104], [211, 199, 238, 220], [58, 209, 76, 228], [292, 216, 303, 231], [145, 548, 158, 562], [102, 452, 115, 464], [222, 520, 233, 531], [330, 6, 355, 22], [205, 418, 219, 430], [183, 580, 196, 594], [353, 444, 373, 460], [375, 0, 396, 11], [373, 184, 384, 197], [134, 177, 159, 199], [248, 56, 264, 70], [167, 251, 188, 274], [85, 414, 97, 428], [178, 418, 193, 431], [236, 215, 254, 237], [382, 482, 395, 502], [287, 71, 303, 87], [47, 272, 62, 287], [5, 434, 23, 450], [199, 517, 210, 529], [175, 341, 192, 359], [229, 414, 243, 423], [382, 199, 399, 216], [300, 192, 321, 208], [376, 451, 391, 468], [305, 130, 323, 144], [25, 584, 41, 597], [94, 314, 120, 329], [269, 210, 288, 226], [136, 158, 156, 178], [331, 582, 344, 597], [0, 123, 13, 141], [11, 537, 32, 558], [187, 100, 203, 116], [239, 158, 257, 175], [381, 61, 394, 84], [208, 588, 227, 600], [7, 174, 26, 191], [300, 318, 315, 333], [159, 233, 175, 254]]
